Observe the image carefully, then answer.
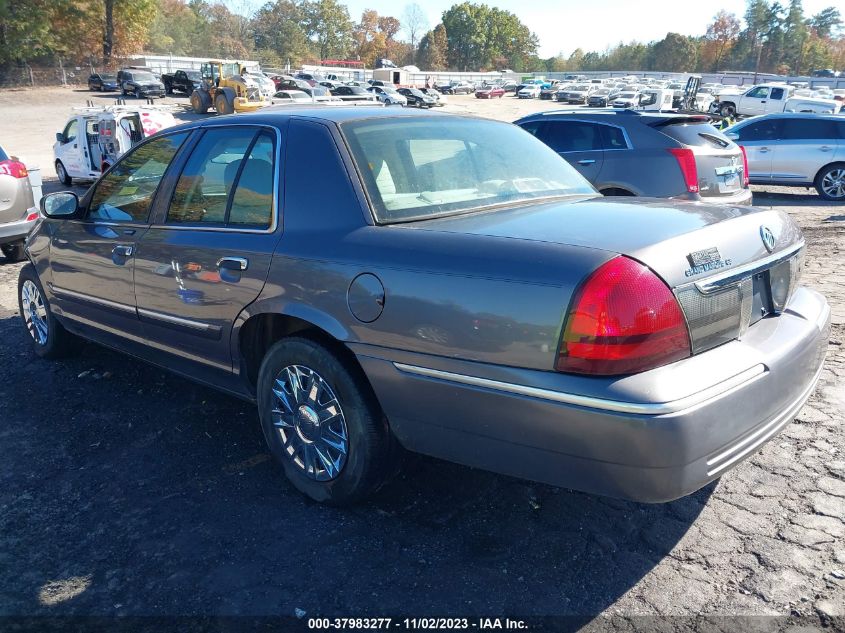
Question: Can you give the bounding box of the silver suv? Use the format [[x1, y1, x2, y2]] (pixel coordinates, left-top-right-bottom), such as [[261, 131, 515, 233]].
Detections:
[[725, 113, 845, 201]]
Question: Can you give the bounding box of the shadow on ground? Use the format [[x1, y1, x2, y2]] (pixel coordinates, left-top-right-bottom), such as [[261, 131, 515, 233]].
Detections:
[[0, 310, 713, 618]]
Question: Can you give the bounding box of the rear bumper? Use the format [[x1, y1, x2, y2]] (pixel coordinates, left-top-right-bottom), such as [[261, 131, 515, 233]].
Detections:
[[357, 287, 830, 502], [691, 187, 753, 206], [0, 209, 38, 245]]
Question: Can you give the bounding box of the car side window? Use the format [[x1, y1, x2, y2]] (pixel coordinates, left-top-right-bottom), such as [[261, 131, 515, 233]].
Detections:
[[63, 119, 78, 144], [88, 132, 188, 223], [518, 121, 542, 137], [770, 87, 785, 100], [599, 125, 628, 150], [540, 121, 602, 153], [228, 132, 275, 228], [736, 120, 780, 142], [167, 128, 257, 224], [746, 87, 769, 99], [779, 118, 836, 140]]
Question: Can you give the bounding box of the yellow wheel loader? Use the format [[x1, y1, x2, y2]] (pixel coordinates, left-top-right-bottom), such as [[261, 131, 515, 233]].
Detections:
[[189, 60, 267, 115]]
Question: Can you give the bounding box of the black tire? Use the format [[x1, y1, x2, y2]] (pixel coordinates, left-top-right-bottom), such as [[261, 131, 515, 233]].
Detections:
[[257, 337, 394, 505], [215, 93, 230, 115], [165, 83, 173, 95], [17, 264, 83, 359], [190, 90, 209, 114], [720, 103, 736, 117], [1, 241, 27, 262], [815, 163, 845, 202], [134, 87, 142, 99], [55, 160, 72, 186]]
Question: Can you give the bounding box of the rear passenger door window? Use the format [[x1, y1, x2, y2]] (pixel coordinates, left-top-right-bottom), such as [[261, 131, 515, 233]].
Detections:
[[167, 127, 275, 229], [540, 121, 602, 153], [735, 120, 781, 142], [779, 118, 836, 140]]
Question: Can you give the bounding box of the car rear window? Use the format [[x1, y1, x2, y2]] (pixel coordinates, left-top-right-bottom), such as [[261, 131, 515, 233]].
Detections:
[[658, 121, 734, 149]]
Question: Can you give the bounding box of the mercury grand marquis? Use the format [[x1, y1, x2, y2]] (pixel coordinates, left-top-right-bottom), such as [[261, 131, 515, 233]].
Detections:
[[19, 107, 830, 505]]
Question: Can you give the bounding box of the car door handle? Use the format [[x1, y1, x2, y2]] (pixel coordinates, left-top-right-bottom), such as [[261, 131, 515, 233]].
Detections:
[[760, 100, 766, 103], [217, 257, 248, 271], [577, 159, 596, 165], [820, 146, 833, 152], [112, 244, 133, 257], [758, 147, 770, 153]]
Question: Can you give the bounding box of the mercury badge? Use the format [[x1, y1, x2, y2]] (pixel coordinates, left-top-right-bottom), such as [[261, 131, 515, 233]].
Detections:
[[685, 246, 731, 278], [760, 225, 776, 253]]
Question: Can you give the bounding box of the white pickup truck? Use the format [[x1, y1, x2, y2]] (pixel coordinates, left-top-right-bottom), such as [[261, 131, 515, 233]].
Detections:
[[712, 83, 840, 117]]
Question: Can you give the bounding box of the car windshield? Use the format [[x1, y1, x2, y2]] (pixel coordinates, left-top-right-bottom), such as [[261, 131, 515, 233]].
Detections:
[[619, 92, 636, 98], [594, 89, 610, 95], [132, 72, 155, 82], [382, 86, 399, 94], [101, 74, 117, 81], [341, 116, 597, 224], [186, 71, 201, 80], [572, 85, 590, 91]]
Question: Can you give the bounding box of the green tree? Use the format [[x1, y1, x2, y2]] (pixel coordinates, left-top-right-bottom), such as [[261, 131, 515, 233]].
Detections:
[[808, 7, 842, 38], [649, 32, 697, 71], [303, 0, 353, 61], [251, 0, 313, 67], [417, 23, 448, 70], [702, 11, 741, 70]]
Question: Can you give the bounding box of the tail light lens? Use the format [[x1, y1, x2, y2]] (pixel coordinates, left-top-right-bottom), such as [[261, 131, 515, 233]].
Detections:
[[739, 145, 750, 187], [557, 257, 691, 376], [0, 159, 28, 179], [668, 148, 699, 193]]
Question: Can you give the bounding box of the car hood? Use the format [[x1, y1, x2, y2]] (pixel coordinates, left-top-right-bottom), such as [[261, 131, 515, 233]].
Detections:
[[407, 196, 802, 288]]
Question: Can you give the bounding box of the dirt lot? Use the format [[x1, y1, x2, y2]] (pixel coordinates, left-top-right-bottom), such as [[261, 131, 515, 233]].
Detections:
[[0, 87, 844, 628]]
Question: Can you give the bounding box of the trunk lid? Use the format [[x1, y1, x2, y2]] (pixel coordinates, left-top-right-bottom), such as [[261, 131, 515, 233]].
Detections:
[[414, 196, 805, 356]]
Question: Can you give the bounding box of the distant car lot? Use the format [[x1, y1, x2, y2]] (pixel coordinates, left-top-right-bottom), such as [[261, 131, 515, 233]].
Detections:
[[0, 86, 843, 622]]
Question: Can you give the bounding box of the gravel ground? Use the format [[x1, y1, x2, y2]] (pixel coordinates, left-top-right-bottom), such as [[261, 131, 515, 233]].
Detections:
[[0, 87, 843, 628]]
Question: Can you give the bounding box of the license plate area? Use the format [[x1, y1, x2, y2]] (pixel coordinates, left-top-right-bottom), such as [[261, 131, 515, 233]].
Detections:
[[715, 165, 740, 192]]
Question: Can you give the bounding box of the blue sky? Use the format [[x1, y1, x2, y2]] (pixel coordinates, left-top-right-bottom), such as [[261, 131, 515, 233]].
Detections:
[[238, 0, 835, 58]]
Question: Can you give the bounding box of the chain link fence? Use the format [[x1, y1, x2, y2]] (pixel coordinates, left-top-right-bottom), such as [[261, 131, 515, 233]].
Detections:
[[0, 58, 135, 89]]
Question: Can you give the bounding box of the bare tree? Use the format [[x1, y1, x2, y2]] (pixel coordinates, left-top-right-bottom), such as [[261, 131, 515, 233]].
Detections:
[[402, 3, 428, 52]]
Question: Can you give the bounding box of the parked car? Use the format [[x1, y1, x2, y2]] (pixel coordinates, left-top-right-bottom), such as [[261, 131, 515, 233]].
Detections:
[[562, 84, 596, 104], [161, 69, 202, 95], [87, 73, 119, 92], [247, 72, 277, 98], [515, 110, 753, 204], [0, 144, 37, 262], [474, 85, 505, 99], [612, 91, 641, 108], [276, 78, 327, 98], [331, 85, 377, 102], [271, 90, 314, 104], [397, 87, 436, 107], [23, 108, 829, 506], [713, 83, 840, 117], [724, 113, 845, 201], [500, 81, 519, 93], [118, 69, 165, 98], [518, 84, 542, 99], [367, 85, 407, 105], [587, 88, 619, 107], [420, 88, 445, 106], [441, 82, 474, 95], [538, 85, 560, 100]]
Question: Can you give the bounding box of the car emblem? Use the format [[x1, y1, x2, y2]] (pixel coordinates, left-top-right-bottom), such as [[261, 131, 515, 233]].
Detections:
[[760, 226, 776, 253]]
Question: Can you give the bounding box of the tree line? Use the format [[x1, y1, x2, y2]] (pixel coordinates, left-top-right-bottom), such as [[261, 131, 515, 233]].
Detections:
[[0, 0, 841, 76]]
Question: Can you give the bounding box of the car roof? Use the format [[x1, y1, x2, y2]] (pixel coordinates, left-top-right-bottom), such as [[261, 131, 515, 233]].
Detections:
[[165, 106, 450, 134], [736, 112, 843, 122], [513, 110, 708, 125]]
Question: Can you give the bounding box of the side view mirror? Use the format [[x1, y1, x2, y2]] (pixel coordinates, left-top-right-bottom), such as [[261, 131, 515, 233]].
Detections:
[[725, 132, 739, 140], [55, 132, 64, 143], [41, 192, 79, 218]]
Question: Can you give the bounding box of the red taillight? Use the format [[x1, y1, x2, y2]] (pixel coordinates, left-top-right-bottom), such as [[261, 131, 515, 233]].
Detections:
[[739, 145, 750, 187], [0, 159, 28, 179], [556, 257, 691, 376], [26, 211, 39, 222], [668, 148, 699, 193]]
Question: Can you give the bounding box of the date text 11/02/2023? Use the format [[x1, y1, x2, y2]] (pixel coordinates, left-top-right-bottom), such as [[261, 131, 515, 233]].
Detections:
[[307, 617, 529, 630]]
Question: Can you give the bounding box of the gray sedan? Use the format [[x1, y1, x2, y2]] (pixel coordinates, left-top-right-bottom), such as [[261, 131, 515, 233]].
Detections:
[[20, 108, 829, 505]]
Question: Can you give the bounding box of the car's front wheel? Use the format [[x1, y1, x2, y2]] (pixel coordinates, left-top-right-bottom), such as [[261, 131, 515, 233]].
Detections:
[[17, 264, 82, 359], [816, 164, 845, 202], [257, 337, 395, 505]]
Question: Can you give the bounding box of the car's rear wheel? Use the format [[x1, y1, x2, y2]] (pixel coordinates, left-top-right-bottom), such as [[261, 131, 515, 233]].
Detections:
[[257, 337, 395, 505], [134, 87, 142, 99], [17, 264, 82, 359], [816, 164, 845, 201], [1, 241, 26, 262], [719, 103, 736, 117], [55, 160, 72, 186]]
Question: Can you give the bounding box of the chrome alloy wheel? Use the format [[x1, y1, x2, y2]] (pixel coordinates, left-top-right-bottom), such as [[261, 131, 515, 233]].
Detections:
[[272, 365, 349, 481], [21, 280, 48, 345], [821, 168, 845, 200]]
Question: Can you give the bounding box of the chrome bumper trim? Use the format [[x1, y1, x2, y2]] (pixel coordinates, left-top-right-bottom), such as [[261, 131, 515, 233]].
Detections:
[[694, 241, 804, 294], [393, 362, 766, 416]]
